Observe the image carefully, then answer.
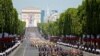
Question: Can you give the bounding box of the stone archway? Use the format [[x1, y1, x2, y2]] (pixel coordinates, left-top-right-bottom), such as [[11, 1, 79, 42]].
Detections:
[[21, 7, 41, 27]]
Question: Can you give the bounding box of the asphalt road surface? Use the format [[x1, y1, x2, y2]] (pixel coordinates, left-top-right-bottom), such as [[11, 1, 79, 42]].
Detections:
[[12, 27, 100, 56], [12, 27, 39, 56]]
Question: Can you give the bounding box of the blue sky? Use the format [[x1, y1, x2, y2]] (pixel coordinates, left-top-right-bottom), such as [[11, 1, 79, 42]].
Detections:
[[13, 0, 83, 13]]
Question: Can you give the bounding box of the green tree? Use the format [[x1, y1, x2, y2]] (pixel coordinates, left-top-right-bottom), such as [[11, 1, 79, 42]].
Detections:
[[78, 0, 100, 35], [0, 0, 26, 36], [0, 0, 5, 35], [12, 8, 19, 34], [57, 8, 82, 36], [66, 8, 82, 35], [1, 0, 14, 34]]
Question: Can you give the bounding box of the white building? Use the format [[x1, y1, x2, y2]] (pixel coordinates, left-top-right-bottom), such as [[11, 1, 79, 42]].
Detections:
[[46, 10, 59, 22], [21, 7, 41, 27]]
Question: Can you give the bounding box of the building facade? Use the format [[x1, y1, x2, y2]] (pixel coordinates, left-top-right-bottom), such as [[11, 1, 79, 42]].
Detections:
[[21, 7, 41, 27], [45, 10, 59, 22], [41, 10, 45, 23]]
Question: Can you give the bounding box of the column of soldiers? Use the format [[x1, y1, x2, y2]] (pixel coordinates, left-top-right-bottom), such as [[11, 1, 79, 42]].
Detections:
[[30, 38, 69, 56], [30, 38, 83, 56], [38, 44, 69, 56]]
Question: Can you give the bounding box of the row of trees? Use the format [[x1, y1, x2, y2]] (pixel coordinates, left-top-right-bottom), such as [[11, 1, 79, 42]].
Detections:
[[39, 0, 100, 37], [38, 0, 100, 51], [0, 0, 26, 37], [38, 22, 59, 36], [78, 0, 100, 36]]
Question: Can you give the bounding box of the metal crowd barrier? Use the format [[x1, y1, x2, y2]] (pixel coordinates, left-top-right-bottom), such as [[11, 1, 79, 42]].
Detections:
[[0, 41, 20, 56], [57, 42, 100, 53]]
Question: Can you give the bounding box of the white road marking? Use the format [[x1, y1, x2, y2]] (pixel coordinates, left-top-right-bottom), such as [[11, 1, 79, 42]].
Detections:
[[23, 40, 27, 56]]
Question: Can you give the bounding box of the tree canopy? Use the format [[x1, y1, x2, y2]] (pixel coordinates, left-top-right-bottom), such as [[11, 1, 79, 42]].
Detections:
[[0, 0, 26, 36], [39, 0, 100, 37]]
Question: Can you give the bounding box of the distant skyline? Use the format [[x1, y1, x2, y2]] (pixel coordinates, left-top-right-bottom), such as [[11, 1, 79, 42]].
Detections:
[[13, 0, 83, 13]]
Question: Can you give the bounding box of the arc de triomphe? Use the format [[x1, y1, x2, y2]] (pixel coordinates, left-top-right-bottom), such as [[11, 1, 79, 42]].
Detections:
[[21, 7, 41, 27]]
